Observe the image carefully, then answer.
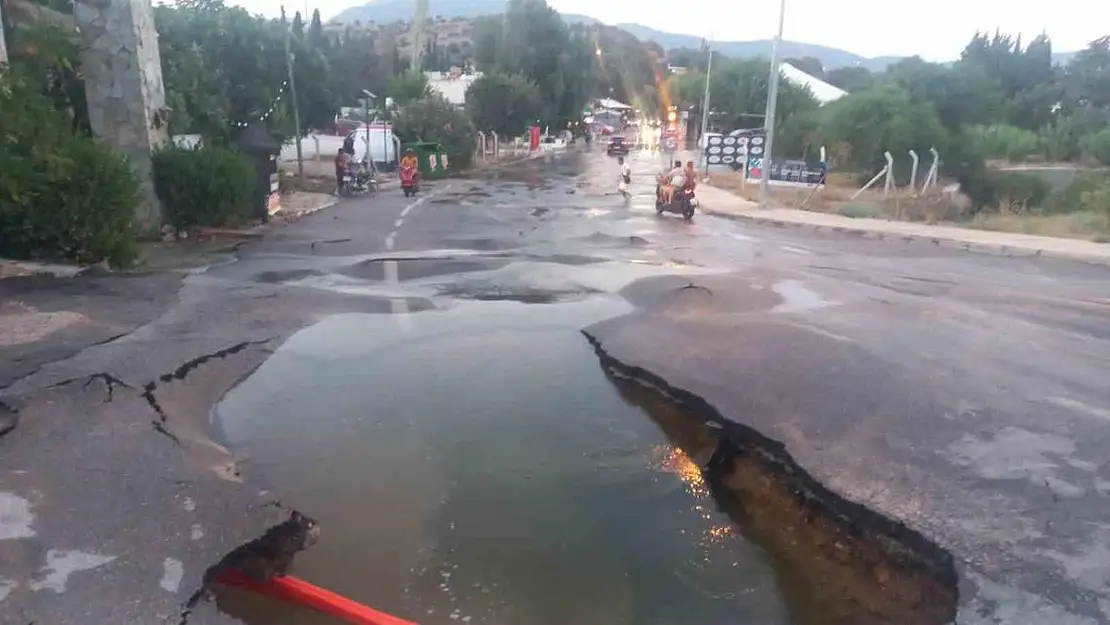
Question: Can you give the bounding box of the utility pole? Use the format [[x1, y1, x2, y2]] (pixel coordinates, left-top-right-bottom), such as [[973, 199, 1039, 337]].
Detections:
[[699, 37, 714, 178], [758, 0, 787, 208], [0, 0, 9, 67], [410, 0, 428, 72], [282, 4, 304, 179]]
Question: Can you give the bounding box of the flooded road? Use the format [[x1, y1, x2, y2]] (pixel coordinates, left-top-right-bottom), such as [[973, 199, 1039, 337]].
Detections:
[[215, 299, 797, 625]]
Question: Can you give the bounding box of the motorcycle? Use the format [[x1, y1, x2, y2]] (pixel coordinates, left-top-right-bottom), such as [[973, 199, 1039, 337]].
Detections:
[[340, 159, 375, 196], [400, 165, 420, 197], [655, 184, 697, 220]]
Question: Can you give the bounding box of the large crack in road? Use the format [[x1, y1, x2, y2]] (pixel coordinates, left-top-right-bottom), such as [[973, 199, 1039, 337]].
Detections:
[[586, 331, 959, 625]]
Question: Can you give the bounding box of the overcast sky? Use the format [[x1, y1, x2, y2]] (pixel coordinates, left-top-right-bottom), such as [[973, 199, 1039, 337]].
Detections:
[[230, 0, 1108, 61]]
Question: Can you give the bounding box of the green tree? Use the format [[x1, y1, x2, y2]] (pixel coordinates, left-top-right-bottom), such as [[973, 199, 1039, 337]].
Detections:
[[471, 0, 595, 126], [308, 8, 327, 49], [783, 55, 826, 80], [1064, 36, 1110, 109], [709, 56, 819, 130], [593, 24, 661, 111], [818, 84, 951, 176], [291, 10, 304, 41], [465, 72, 544, 136], [392, 95, 477, 168], [667, 46, 710, 72], [825, 66, 875, 93], [389, 70, 433, 106]]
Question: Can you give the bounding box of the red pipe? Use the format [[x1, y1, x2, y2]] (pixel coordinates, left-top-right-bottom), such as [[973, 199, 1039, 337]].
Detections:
[[215, 570, 418, 625]]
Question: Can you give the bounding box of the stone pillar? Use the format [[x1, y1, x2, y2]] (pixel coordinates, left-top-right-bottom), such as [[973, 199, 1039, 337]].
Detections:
[[74, 0, 168, 230]]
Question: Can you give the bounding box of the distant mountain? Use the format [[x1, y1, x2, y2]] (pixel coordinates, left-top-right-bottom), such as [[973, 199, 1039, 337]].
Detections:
[[330, 0, 1079, 71]]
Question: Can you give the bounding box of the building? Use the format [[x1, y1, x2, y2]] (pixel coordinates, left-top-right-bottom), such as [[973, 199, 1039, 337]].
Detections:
[[425, 69, 482, 106]]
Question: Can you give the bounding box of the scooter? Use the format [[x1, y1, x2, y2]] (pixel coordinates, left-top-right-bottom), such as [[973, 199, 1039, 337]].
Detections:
[[340, 159, 375, 196], [655, 184, 697, 220], [400, 166, 420, 197]]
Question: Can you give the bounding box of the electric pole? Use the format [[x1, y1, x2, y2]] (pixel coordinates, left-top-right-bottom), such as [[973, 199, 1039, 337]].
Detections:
[[282, 4, 304, 179], [410, 0, 428, 72], [699, 37, 714, 178], [758, 0, 787, 208], [0, 0, 9, 67]]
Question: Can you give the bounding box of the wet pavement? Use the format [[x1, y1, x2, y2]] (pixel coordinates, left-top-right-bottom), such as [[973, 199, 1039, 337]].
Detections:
[[213, 301, 798, 625], [3, 148, 1110, 624]]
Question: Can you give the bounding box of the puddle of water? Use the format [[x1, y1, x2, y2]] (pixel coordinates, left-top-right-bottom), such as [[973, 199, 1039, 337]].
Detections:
[[337, 258, 511, 282], [771, 279, 838, 314], [214, 300, 794, 625]]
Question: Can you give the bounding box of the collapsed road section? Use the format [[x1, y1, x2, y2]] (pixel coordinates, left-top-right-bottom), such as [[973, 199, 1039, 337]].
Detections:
[[585, 331, 960, 625]]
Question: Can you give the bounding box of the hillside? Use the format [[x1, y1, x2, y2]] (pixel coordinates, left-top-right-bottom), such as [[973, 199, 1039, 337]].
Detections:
[[330, 0, 901, 70], [330, 0, 1078, 70]]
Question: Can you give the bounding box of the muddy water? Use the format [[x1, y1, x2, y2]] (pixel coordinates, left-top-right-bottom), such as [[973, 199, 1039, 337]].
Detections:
[[214, 299, 798, 625]]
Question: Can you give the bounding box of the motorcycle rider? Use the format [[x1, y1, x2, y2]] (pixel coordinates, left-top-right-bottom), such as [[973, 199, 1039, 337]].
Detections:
[[659, 160, 684, 204], [334, 148, 351, 195]]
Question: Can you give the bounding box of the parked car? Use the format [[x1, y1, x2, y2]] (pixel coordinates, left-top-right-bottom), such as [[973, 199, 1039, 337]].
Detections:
[[606, 136, 630, 156]]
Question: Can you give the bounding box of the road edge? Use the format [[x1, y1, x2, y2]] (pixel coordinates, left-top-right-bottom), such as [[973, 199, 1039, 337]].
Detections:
[[700, 206, 1110, 267]]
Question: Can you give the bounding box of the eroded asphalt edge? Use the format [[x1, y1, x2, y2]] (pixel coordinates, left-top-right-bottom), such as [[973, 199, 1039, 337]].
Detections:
[[0, 178, 455, 624]]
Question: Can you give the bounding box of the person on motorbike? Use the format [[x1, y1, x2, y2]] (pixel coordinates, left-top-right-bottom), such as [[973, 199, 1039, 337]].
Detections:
[[400, 149, 418, 173], [660, 160, 684, 204], [334, 148, 351, 195], [684, 161, 697, 191]]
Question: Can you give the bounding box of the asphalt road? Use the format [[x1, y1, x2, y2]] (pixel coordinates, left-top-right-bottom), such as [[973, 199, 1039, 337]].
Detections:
[[2, 148, 1109, 624]]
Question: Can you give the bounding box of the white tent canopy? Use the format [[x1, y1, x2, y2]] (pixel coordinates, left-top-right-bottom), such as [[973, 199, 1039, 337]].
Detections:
[[780, 63, 848, 105], [596, 97, 633, 110]]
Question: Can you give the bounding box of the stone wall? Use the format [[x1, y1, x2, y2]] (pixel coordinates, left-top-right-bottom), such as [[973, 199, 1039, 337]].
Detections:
[[74, 0, 168, 229]]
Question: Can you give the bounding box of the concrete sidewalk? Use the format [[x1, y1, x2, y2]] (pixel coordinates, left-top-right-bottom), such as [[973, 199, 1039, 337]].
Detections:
[[697, 184, 1110, 265]]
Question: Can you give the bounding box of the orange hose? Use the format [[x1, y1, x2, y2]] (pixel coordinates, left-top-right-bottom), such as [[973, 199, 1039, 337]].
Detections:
[[215, 569, 418, 625]]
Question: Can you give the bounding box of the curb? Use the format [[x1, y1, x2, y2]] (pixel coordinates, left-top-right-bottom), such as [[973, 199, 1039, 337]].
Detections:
[[701, 206, 1110, 267]]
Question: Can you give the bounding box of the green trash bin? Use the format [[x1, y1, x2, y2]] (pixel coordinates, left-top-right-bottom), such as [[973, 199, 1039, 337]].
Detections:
[[405, 141, 450, 180]]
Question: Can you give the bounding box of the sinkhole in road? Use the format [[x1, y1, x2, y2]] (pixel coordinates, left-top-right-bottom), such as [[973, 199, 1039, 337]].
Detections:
[[212, 298, 956, 625]]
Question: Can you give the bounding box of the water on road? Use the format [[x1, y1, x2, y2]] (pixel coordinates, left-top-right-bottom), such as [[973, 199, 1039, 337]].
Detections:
[[214, 299, 797, 625]]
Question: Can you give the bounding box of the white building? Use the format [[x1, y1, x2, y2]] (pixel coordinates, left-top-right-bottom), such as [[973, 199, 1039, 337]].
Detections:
[[425, 69, 482, 106]]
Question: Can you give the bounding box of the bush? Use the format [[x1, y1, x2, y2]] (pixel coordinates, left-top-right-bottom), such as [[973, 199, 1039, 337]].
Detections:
[[152, 145, 257, 230], [1079, 128, 1110, 167], [1045, 171, 1110, 213], [393, 95, 477, 170], [971, 124, 1044, 162], [989, 171, 1052, 210], [0, 73, 140, 266]]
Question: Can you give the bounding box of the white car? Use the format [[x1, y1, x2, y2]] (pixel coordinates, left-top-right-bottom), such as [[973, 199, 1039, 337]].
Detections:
[[539, 136, 567, 151]]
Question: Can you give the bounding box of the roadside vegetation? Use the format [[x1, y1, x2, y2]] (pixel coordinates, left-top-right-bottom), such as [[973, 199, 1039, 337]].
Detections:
[[676, 34, 1110, 240], [3, 0, 1108, 265]]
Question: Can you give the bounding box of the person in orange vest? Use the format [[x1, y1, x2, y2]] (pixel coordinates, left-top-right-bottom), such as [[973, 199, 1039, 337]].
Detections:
[[400, 148, 418, 172]]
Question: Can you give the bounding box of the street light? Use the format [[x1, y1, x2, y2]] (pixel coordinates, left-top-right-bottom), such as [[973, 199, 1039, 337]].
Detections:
[[758, 0, 787, 208]]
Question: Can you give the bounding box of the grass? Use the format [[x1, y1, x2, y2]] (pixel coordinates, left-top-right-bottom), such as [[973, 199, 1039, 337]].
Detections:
[[837, 203, 882, 219], [708, 168, 1110, 242], [968, 211, 1110, 242]]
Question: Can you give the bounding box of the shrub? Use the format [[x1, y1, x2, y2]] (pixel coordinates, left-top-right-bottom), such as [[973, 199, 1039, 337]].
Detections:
[[1045, 171, 1110, 213], [1079, 128, 1110, 167], [0, 73, 140, 266], [989, 171, 1051, 210], [971, 124, 1043, 162], [152, 145, 257, 230], [1079, 180, 1110, 216], [393, 95, 477, 170]]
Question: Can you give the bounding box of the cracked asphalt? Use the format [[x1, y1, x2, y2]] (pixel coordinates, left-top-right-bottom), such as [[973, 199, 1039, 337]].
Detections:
[[2, 148, 1110, 624]]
